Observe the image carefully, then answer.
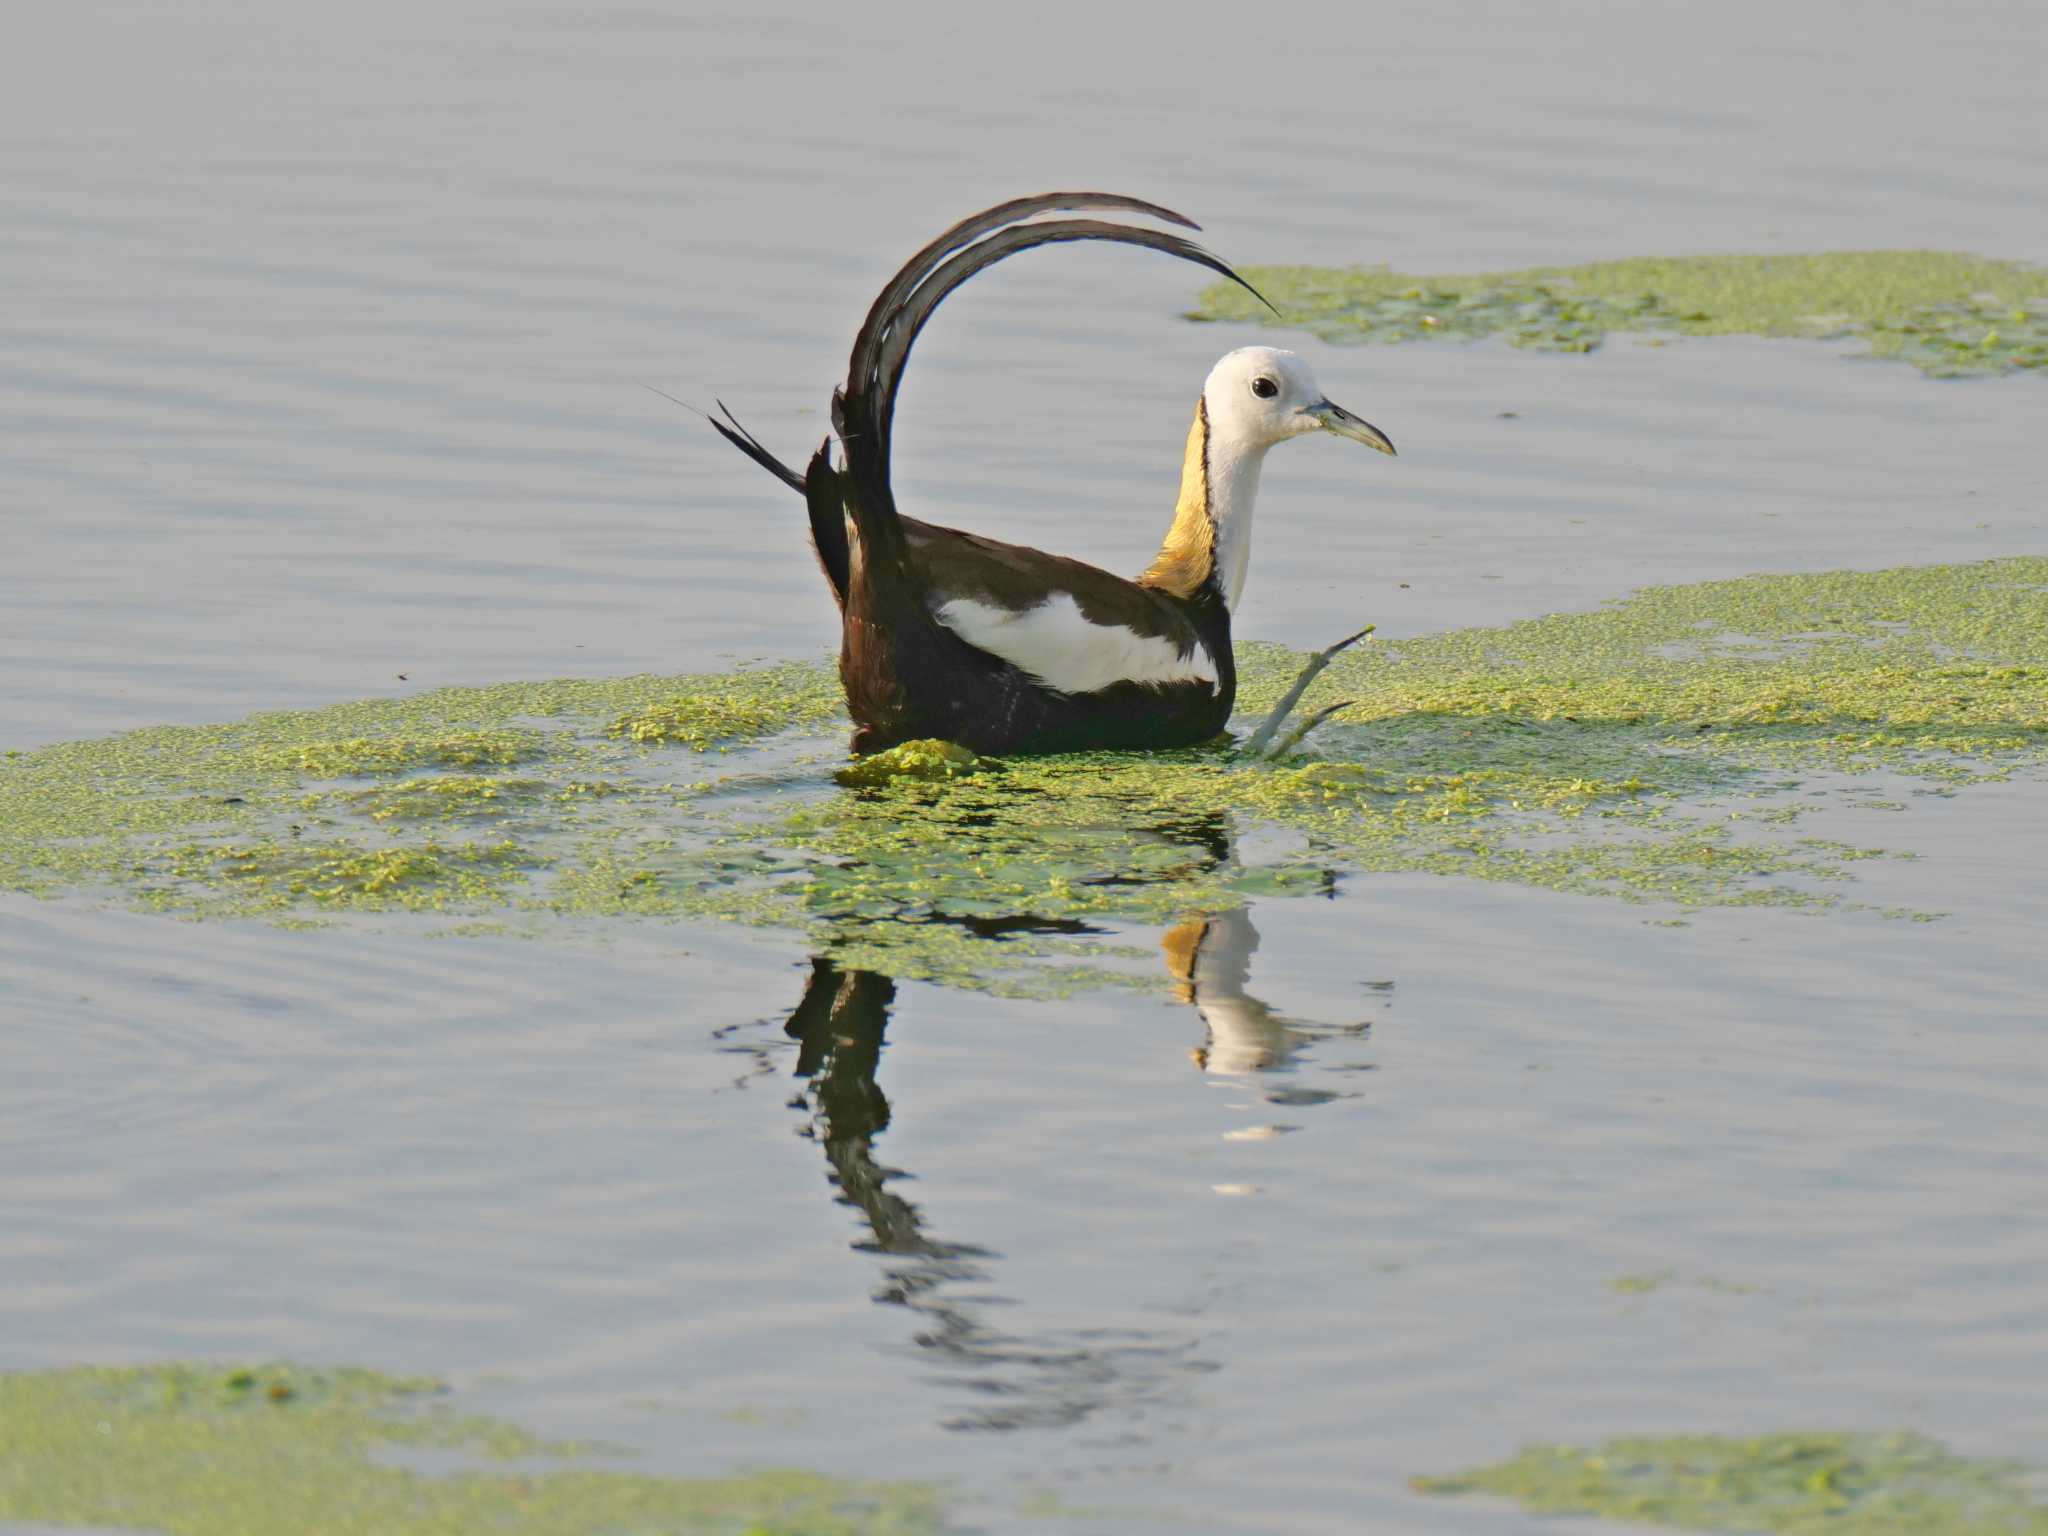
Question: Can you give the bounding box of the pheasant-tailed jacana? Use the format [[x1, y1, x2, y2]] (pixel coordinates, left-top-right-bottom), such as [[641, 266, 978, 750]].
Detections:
[[712, 193, 1394, 756]]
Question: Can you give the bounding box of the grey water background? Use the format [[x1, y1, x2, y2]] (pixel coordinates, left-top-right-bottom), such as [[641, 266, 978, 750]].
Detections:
[[4, 2, 2047, 1531]]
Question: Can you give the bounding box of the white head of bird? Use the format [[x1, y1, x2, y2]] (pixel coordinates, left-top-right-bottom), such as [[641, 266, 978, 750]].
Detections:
[[1171, 346, 1395, 613]]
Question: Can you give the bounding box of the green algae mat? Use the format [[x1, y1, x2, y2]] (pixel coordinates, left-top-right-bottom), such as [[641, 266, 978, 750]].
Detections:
[[4, 558, 2046, 994], [1190, 251, 2048, 375], [0, 1363, 948, 1535], [10, 1366, 2043, 1536], [1417, 1431, 2048, 1534]]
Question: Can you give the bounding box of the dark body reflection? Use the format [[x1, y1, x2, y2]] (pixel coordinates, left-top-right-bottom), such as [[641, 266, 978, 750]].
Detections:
[[780, 955, 1212, 1431], [782, 962, 986, 1291], [772, 899, 1379, 1431]]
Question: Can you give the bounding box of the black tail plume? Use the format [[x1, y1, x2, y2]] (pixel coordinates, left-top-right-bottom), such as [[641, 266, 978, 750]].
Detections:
[[709, 400, 808, 495], [845, 192, 1199, 393], [833, 195, 1270, 560], [871, 219, 1270, 463], [712, 196, 1195, 501]]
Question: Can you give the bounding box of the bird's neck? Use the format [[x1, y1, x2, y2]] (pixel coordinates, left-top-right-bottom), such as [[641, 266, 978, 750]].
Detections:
[[1139, 396, 1267, 611]]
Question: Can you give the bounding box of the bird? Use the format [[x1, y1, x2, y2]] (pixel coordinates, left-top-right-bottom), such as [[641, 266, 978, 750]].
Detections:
[[710, 192, 1395, 757]]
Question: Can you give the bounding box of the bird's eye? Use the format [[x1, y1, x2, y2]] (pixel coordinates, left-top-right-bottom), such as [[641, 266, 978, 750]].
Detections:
[[1251, 377, 1279, 399]]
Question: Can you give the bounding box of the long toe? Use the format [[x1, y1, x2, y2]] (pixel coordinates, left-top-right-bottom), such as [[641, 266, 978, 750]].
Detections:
[[1240, 623, 1375, 758]]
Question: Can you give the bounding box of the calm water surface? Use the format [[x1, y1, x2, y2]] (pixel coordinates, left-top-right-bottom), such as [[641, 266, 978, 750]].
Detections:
[[4, 3, 2046, 1532]]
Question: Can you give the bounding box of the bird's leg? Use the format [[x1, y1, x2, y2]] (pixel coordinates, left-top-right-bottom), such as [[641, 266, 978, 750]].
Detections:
[[1240, 623, 1374, 759], [1262, 697, 1359, 760]]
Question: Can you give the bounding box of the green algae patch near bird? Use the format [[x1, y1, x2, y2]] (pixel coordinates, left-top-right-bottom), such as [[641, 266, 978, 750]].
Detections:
[[710, 192, 1396, 758]]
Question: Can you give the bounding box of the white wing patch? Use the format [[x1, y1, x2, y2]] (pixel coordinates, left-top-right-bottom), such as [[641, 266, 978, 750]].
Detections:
[[934, 594, 1218, 696]]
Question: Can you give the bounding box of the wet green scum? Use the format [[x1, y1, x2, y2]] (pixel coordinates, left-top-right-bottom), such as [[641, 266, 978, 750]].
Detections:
[[0, 1362, 950, 1536], [1416, 1430, 2048, 1533], [3, 560, 2045, 993], [1191, 251, 2048, 374]]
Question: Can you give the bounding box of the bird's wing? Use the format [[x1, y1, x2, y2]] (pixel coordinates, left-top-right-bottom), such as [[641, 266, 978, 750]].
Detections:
[[906, 523, 1220, 697]]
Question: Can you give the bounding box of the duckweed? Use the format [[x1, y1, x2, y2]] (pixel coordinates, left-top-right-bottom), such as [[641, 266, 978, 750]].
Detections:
[[0, 1362, 951, 1536], [835, 739, 996, 786], [264, 728, 541, 777], [1611, 1270, 1679, 1295], [4, 559, 2046, 993], [1415, 1430, 2048, 1533], [613, 668, 844, 749], [1190, 251, 2048, 374], [1869, 295, 2048, 377], [205, 840, 534, 910], [333, 775, 624, 823]]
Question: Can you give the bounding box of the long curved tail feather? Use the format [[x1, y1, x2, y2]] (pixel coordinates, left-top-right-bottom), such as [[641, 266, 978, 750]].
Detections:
[[866, 218, 1269, 470], [834, 197, 1267, 580], [843, 192, 1199, 410]]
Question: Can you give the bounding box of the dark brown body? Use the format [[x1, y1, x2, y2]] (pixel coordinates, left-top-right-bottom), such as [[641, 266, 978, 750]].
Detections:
[[839, 525, 1237, 756]]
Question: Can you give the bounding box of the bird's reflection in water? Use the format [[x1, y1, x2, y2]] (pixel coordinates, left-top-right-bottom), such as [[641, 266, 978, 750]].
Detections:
[[1164, 906, 1372, 1076], [782, 962, 981, 1284], [779, 955, 1214, 1431], [772, 895, 1381, 1432]]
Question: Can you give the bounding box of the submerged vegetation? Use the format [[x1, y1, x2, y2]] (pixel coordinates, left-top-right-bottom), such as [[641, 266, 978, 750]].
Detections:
[[1416, 1431, 2048, 1534], [1191, 251, 2048, 375], [0, 1362, 949, 1536], [2, 559, 2045, 992]]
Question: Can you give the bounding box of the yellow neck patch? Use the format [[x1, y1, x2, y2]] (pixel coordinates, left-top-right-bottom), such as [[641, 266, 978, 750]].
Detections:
[[1138, 398, 1214, 600], [1159, 915, 1206, 1002]]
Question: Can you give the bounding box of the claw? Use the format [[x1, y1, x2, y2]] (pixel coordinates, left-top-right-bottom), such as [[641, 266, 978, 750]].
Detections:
[[1240, 623, 1374, 759]]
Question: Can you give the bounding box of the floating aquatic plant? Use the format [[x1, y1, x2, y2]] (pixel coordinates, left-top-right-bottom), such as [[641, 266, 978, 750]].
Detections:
[[1190, 251, 2048, 375], [3, 560, 2045, 993], [834, 739, 995, 786], [0, 1362, 951, 1536], [208, 839, 534, 910], [1868, 295, 2048, 378], [263, 727, 541, 777], [611, 662, 844, 749], [1416, 1430, 2048, 1534]]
